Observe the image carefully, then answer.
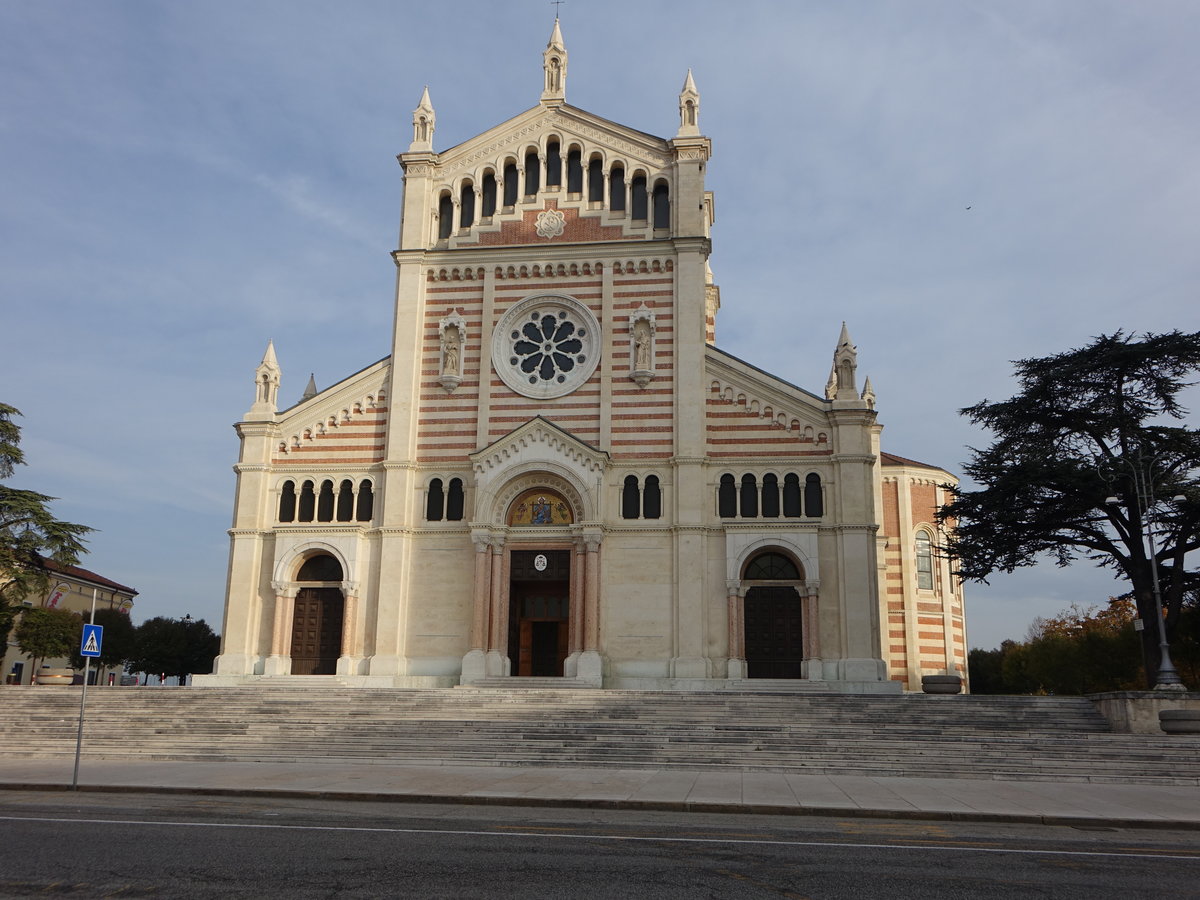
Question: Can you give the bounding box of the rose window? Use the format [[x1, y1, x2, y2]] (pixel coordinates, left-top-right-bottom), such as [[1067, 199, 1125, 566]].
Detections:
[[492, 294, 601, 399]]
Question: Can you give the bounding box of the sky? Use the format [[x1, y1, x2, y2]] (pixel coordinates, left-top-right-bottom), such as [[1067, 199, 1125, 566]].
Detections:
[[2, 1, 1197, 651]]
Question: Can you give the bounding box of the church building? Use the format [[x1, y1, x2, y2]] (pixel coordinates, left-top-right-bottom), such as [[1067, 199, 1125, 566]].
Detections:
[[204, 23, 967, 692]]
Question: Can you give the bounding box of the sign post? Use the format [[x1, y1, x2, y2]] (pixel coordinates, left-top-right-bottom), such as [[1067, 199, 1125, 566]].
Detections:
[[72, 617, 103, 791]]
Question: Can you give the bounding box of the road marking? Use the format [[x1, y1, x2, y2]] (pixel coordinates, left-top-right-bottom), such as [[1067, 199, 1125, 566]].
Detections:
[[0, 815, 1197, 862]]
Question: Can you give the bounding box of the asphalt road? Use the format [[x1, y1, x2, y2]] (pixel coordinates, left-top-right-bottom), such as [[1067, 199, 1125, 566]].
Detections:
[[0, 792, 1198, 898]]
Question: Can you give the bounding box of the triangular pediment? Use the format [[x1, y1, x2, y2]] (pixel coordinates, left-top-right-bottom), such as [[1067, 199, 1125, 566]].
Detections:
[[470, 416, 609, 478], [706, 346, 837, 446]]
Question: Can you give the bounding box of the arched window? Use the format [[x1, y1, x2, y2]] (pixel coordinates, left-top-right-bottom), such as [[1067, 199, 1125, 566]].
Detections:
[[426, 478, 444, 521], [298, 480, 316, 522], [652, 181, 669, 229], [566, 148, 583, 193], [609, 166, 626, 210], [761, 474, 780, 518], [545, 141, 562, 186], [783, 474, 801, 518], [804, 474, 824, 518], [744, 552, 801, 580], [524, 150, 540, 195], [336, 479, 354, 522], [317, 480, 335, 522], [297, 553, 343, 582], [355, 481, 374, 522], [631, 175, 648, 220], [446, 477, 464, 521], [587, 158, 604, 202], [481, 173, 497, 218], [621, 475, 640, 520], [437, 193, 453, 240], [718, 474, 736, 518], [916, 531, 934, 590], [279, 481, 296, 522], [740, 473, 759, 518], [502, 162, 518, 206], [643, 475, 661, 519], [459, 182, 475, 229]]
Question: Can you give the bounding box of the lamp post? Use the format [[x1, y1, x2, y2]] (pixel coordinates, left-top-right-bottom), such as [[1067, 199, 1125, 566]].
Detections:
[[180, 614, 194, 687], [1101, 454, 1186, 691]]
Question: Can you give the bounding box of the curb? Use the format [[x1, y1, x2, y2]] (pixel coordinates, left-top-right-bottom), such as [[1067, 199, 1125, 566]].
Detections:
[[3, 781, 1197, 832]]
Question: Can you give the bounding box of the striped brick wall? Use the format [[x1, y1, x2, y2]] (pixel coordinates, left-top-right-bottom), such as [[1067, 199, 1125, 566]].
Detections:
[[273, 401, 388, 466], [705, 386, 832, 459], [418, 274, 486, 462], [610, 269, 674, 460]]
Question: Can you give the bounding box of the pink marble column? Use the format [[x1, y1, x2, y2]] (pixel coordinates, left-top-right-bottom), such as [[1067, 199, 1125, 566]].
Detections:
[[488, 542, 505, 652], [340, 589, 358, 658], [470, 539, 492, 651], [727, 586, 742, 661], [570, 541, 584, 654], [269, 586, 291, 657], [583, 539, 601, 651]]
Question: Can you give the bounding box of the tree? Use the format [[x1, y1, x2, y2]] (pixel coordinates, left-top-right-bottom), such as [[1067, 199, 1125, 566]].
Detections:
[[942, 331, 1200, 689], [15, 607, 82, 677], [131, 616, 220, 684], [1, 403, 94, 648]]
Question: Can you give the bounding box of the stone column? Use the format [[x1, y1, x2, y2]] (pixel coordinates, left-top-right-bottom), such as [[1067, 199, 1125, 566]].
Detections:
[[264, 582, 296, 676], [726, 582, 747, 679], [337, 582, 359, 675], [461, 534, 493, 684], [576, 535, 603, 684], [484, 538, 508, 676], [803, 581, 823, 680]]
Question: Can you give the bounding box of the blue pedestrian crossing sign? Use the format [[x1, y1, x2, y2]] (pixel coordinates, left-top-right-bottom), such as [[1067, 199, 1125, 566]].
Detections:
[[80, 624, 103, 658]]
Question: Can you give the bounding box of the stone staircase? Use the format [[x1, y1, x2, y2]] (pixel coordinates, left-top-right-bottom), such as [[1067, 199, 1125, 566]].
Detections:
[[2, 686, 1198, 784]]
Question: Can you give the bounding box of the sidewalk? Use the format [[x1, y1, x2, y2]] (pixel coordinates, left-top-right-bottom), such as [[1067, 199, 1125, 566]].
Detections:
[[1, 757, 1199, 830]]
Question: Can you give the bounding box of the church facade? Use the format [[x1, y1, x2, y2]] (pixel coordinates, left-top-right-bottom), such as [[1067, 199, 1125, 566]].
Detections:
[[204, 24, 967, 693]]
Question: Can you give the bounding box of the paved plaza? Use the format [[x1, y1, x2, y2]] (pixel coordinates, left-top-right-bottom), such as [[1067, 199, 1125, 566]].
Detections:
[[1, 757, 1197, 830]]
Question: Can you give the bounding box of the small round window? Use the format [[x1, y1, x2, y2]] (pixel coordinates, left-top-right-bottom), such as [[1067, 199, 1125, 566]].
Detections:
[[492, 294, 600, 399]]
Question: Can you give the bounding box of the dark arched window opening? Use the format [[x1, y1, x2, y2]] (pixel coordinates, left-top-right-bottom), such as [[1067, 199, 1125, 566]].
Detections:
[[916, 531, 934, 590], [459, 183, 475, 229], [502, 163, 518, 206], [761, 474, 780, 518], [317, 480, 335, 522], [437, 193, 453, 240], [621, 475, 640, 520], [740, 474, 758, 518], [297, 553, 343, 582], [426, 478, 444, 521], [298, 480, 316, 522], [566, 148, 583, 193], [279, 481, 296, 522], [355, 481, 373, 522], [336, 479, 354, 522], [805, 473, 824, 517], [643, 475, 661, 519], [783, 474, 802, 518], [587, 159, 604, 202], [744, 552, 801, 581], [652, 182, 669, 228], [545, 141, 562, 186], [718, 474, 737, 518], [609, 166, 626, 211], [631, 175, 648, 220], [481, 173, 497, 218], [524, 150, 540, 195], [447, 478, 464, 521]]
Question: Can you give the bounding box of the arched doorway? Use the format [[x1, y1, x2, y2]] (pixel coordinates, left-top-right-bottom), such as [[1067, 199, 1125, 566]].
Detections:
[[742, 551, 804, 679], [289, 553, 344, 675], [506, 489, 574, 677]]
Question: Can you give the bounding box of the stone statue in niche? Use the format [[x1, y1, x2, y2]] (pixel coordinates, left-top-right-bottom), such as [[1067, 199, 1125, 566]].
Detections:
[[438, 310, 467, 392], [629, 304, 656, 388], [634, 319, 651, 371], [443, 325, 460, 376]]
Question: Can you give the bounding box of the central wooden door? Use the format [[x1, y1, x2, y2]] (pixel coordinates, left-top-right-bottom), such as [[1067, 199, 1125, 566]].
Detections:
[[744, 585, 803, 678], [508, 550, 570, 677], [290, 587, 344, 675]]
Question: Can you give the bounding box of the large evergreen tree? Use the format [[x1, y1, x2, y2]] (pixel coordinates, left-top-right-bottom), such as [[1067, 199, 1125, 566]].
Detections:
[[0, 403, 94, 648], [942, 331, 1200, 688]]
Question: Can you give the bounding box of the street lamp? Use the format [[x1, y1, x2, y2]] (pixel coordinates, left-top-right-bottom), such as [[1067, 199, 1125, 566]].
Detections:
[[1101, 454, 1186, 691], [180, 614, 194, 687]]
